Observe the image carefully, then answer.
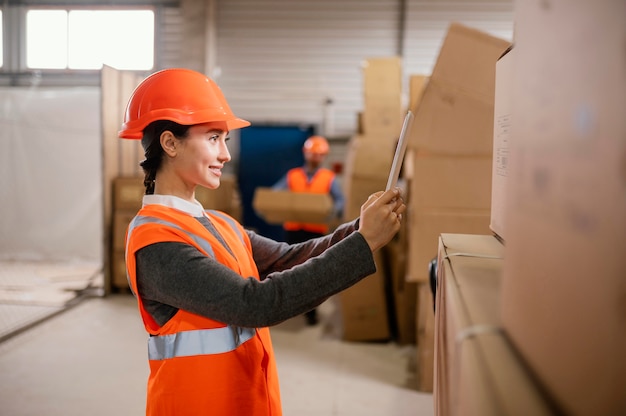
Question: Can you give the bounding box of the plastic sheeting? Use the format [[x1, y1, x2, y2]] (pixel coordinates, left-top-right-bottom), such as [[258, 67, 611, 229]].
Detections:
[[0, 86, 103, 263]]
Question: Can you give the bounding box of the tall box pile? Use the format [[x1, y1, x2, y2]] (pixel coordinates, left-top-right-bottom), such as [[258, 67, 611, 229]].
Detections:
[[500, 1, 626, 415], [406, 23, 510, 284], [405, 23, 510, 393], [338, 57, 405, 342]]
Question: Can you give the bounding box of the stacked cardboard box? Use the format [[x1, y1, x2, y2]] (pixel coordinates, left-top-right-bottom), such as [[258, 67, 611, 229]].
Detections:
[[111, 176, 144, 290], [406, 22, 510, 284], [338, 57, 405, 342], [406, 22, 510, 393], [434, 234, 553, 416], [499, 1, 626, 414]]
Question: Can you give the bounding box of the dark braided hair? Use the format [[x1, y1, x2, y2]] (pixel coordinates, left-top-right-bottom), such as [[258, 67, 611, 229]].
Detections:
[[139, 120, 191, 195]]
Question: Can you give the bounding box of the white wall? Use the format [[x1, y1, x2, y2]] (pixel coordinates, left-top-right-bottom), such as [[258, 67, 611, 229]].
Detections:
[[0, 87, 103, 262]]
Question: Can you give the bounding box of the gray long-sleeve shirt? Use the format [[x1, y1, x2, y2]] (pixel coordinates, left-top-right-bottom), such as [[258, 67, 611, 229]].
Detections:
[[134, 194, 376, 329]]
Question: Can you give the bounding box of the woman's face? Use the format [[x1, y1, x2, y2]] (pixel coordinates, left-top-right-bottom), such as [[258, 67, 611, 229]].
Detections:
[[174, 123, 231, 190]]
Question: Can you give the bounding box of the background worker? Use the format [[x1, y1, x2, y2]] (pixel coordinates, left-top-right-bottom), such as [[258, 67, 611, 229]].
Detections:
[[119, 68, 406, 416], [272, 135, 345, 325]]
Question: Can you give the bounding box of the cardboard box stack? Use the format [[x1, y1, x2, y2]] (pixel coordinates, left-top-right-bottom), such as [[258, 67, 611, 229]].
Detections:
[[338, 57, 404, 342], [111, 176, 144, 290], [434, 2, 626, 414], [406, 22, 510, 283], [434, 234, 553, 416], [498, 1, 626, 414], [407, 22, 510, 393]]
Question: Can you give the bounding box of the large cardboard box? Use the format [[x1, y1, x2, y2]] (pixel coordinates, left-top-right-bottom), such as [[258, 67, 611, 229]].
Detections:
[[455, 333, 554, 416], [416, 281, 435, 393], [195, 174, 237, 212], [409, 23, 510, 155], [490, 46, 514, 241], [411, 154, 493, 211], [342, 136, 394, 220], [434, 234, 505, 416], [362, 56, 402, 97], [113, 176, 144, 210], [338, 252, 391, 342], [361, 57, 403, 139], [500, 1, 626, 415], [112, 209, 138, 251], [252, 188, 333, 225]]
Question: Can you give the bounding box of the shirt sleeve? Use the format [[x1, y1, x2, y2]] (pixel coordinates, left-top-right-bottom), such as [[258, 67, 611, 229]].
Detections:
[[135, 219, 375, 328]]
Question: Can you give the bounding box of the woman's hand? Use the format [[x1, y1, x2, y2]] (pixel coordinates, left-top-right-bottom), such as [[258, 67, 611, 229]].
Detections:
[[358, 187, 406, 252]]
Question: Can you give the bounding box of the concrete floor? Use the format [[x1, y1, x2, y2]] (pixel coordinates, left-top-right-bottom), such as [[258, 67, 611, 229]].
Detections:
[[0, 294, 434, 416]]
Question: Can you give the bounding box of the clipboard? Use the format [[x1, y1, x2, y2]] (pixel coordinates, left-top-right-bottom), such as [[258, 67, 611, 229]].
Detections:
[[385, 110, 414, 191]]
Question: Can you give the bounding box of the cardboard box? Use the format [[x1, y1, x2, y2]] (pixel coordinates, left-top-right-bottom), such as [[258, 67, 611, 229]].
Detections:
[[112, 209, 138, 251], [409, 23, 510, 155], [430, 23, 509, 101], [408, 75, 428, 113], [455, 333, 554, 416], [410, 79, 500, 155], [416, 281, 435, 393], [384, 221, 417, 345], [434, 234, 504, 415], [111, 249, 129, 290], [362, 94, 403, 139], [501, 2, 626, 414], [338, 252, 391, 342], [490, 46, 514, 241], [411, 154, 493, 211], [113, 176, 144, 210], [252, 188, 333, 224], [362, 56, 402, 97], [406, 211, 492, 282], [342, 136, 394, 220], [343, 136, 395, 181], [195, 174, 237, 212]]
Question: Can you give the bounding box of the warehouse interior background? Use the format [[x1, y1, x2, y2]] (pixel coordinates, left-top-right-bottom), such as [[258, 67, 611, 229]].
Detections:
[[0, 0, 514, 267], [1, 0, 624, 415]]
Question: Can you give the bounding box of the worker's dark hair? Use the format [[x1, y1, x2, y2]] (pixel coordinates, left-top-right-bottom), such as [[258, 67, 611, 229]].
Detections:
[[139, 120, 191, 195]]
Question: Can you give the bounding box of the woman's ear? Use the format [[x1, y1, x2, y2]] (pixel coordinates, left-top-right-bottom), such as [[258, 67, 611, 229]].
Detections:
[[160, 131, 178, 157]]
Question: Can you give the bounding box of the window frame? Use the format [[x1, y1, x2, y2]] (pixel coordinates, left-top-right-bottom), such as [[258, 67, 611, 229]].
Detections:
[[0, 2, 173, 86]]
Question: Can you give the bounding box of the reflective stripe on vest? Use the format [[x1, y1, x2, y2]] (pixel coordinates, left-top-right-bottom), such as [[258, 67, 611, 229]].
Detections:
[[124, 215, 218, 292], [148, 326, 257, 360], [127, 215, 217, 258], [207, 210, 245, 243]]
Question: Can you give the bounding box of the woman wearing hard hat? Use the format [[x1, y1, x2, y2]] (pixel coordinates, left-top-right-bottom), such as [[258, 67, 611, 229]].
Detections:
[[119, 68, 406, 416], [272, 134, 345, 325]]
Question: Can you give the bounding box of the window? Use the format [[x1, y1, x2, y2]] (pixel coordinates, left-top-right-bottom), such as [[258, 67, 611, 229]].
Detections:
[[26, 9, 154, 71]]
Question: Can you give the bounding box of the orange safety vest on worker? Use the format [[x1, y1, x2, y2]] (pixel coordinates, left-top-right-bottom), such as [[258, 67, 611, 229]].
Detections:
[[125, 204, 282, 416], [283, 167, 335, 234]]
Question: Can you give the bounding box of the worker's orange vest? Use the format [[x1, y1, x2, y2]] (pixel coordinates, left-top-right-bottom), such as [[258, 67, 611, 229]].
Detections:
[[284, 167, 334, 234], [125, 204, 282, 416]]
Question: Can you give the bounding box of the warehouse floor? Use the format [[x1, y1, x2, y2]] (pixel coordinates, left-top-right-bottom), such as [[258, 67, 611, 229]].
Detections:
[[0, 292, 434, 415]]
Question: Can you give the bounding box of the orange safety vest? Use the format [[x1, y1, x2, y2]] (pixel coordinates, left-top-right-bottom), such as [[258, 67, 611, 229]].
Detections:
[[125, 204, 282, 416], [284, 167, 335, 234]]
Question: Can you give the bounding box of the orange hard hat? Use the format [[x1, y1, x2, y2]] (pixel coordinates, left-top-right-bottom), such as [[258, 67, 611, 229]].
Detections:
[[118, 68, 250, 139], [303, 135, 329, 155]]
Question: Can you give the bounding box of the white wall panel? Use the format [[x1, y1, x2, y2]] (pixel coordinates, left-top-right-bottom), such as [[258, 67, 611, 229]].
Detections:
[[159, 0, 513, 137], [213, 0, 401, 138], [403, 0, 514, 77]]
